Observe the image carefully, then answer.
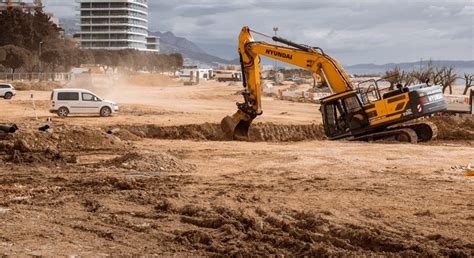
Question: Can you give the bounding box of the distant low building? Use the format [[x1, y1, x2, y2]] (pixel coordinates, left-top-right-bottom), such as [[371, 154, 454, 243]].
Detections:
[[180, 66, 213, 81]]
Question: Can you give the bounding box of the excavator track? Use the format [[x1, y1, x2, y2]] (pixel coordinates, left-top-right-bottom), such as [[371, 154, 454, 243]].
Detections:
[[403, 121, 438, 142], [353, 128, 419, 143], [352, 121, 438, 144]]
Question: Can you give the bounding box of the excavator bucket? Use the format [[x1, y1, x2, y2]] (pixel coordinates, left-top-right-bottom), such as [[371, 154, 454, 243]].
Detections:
[[221, 111, 253, 141]]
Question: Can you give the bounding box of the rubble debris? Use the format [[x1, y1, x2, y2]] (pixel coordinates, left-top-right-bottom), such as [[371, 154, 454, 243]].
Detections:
[[107, 128, 121, 135], [0, 124, 18, 134], [99, 152, 196, 173], [38, 125, 50, 132]]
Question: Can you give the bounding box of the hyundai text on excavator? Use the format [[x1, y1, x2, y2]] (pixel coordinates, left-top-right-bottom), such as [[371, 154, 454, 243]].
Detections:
[[221, 27, 448, 143]]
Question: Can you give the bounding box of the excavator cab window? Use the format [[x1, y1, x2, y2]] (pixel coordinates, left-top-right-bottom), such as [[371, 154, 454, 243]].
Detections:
[[322, 93, 369, 139]]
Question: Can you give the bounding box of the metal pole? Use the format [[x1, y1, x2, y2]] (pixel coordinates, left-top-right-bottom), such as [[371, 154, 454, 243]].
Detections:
[[39, 41, 43, 76]]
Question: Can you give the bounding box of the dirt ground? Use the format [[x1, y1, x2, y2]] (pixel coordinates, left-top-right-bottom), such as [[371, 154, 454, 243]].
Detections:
[[0, 76, 473, 256]]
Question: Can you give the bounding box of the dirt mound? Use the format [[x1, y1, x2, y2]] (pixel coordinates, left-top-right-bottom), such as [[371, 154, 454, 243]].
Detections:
[[430, 116, 474, 140], [13, 125, 125, 152], [0, 124, 125, 165], [250, 123, 326, 141], [100, 152, 195, 173], [119, 123, 326, 142]]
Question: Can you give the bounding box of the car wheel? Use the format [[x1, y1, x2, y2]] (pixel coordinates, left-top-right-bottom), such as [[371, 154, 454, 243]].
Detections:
[[100, 106, 112, 117], [57, 107, 69, 118], [4, 92, 12, 99]]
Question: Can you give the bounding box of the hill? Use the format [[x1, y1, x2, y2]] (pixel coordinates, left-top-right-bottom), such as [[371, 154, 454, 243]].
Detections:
[[150, 31, 232, 67]]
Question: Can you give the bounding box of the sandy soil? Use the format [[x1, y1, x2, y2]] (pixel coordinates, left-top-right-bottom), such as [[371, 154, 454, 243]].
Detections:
[[0, 77, 473, 256], [0, 80, 320, 127]]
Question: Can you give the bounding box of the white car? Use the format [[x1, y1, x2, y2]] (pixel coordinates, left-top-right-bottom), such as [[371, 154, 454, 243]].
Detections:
[[0, 83, 16, 99], [50, 89, 119, 117]]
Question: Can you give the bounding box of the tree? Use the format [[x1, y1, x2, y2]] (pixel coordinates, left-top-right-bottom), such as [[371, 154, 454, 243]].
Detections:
[[92, 50, 113, 71], [439, 67, 457, 94], [382, 67, 401, 90], [400, 70, 415, 87], [382, 67, 414, 89], [413, 61, 434, 84], [76, 50, 95, 65], [169, 53, 184, 71], [0, 48, 5, 62], [432, 67, 444, 86], [463, 73, 474, 95], [0, 45, 32, 80], [0, 6, 60, 52], [40, 49, 65, 80], [31, 5, 60, 51]]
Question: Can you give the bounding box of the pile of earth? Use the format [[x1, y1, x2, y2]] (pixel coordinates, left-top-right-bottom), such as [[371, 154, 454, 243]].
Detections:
[[0, 124, 125, 164], [430, 116, 474, 140], [100, 152, 196, 173], [117, 123, 326, 142]]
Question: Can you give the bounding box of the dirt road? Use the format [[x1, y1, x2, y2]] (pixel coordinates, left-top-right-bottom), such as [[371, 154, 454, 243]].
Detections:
[[0, 80, 321, 126], [0, 78, 473, 256]]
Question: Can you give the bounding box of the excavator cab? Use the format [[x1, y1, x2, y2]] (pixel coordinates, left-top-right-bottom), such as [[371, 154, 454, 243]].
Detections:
[[320, 91, 369, 139]]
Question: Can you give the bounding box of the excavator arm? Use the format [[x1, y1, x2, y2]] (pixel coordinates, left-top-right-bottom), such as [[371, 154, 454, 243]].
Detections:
[[221, 26, 353, 140]]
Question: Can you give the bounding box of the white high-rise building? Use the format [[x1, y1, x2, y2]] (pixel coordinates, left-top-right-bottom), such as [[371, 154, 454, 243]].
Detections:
[[76, 0, 159, 52]]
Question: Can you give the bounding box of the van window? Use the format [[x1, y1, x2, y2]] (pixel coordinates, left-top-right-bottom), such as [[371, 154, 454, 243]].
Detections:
[[0, 85, 9, 88], [82, 93, 95, 101], [57, 92, 79, 101]]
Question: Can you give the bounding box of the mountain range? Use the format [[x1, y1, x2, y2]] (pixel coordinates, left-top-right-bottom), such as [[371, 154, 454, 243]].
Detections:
[[150, 31, 232, 67]]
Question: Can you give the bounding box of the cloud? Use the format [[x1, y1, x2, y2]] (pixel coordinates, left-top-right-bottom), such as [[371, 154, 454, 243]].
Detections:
[[43, 0, 473, 64]]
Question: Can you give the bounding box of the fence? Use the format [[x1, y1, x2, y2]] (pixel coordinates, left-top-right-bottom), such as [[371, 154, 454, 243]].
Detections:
[[0, 73, 72, 82]]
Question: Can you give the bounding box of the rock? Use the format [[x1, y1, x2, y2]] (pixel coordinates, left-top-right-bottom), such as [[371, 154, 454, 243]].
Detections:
[[0, 207, 11, 216]]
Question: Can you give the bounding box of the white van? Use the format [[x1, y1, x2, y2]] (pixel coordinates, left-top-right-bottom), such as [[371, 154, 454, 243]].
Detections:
[[0, 83, 16, 99], [50, 89, 118, 117]]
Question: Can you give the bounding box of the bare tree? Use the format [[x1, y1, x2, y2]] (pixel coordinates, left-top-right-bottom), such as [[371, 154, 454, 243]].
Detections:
[[400, 70, 415, 87], [432, 67, 444, 86], [383, 67, 401, 90], [464, 73, 474, 95], [439, 67, 457, 94], [413, 62, 434, 84]]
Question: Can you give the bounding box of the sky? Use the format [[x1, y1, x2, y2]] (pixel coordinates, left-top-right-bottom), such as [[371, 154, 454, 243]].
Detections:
[[43, 0, 473, 65]]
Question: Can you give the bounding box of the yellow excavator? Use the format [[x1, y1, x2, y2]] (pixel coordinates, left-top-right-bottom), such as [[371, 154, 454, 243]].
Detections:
[[221, 27, 448, 143]]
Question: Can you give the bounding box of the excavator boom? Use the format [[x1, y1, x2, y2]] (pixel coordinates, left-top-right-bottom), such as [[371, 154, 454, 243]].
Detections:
[[222, 27, 353, 140]]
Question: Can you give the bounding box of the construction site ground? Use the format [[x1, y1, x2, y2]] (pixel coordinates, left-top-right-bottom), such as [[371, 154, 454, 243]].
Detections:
[[0, 77, 473, 256]]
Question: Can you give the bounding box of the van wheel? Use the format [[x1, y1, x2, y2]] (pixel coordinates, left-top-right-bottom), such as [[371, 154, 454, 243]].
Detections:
[[100, 107, 112, 117], [57, 107, 69, 118], [4, 92, 12, 99]]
